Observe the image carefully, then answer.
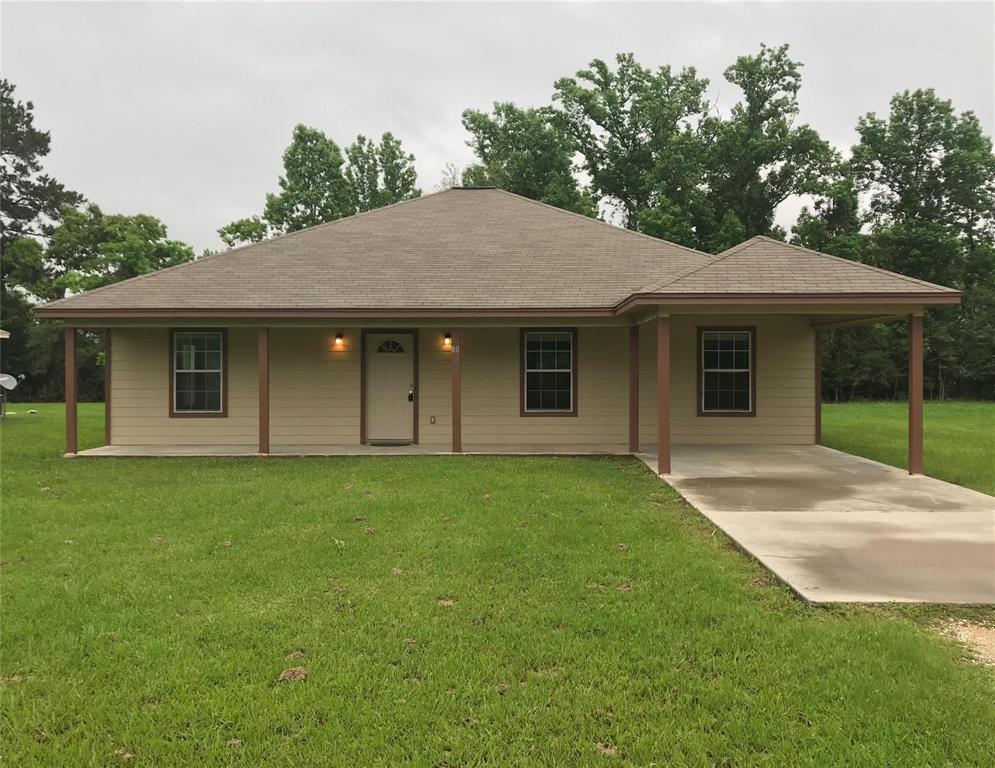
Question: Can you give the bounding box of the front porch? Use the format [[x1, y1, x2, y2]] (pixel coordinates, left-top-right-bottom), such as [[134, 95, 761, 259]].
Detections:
[[63, 311, 928, 474]]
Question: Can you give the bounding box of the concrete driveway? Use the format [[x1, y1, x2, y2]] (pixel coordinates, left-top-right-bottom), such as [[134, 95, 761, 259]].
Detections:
[[640, 445, 995, 603]]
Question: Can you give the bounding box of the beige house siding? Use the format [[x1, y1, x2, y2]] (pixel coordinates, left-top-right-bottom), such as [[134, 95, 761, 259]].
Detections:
[[418, 329, 452, 446], [269, 328, 359, 446], [108, 317, 814, 450], [461, 326, 629, 449], [639, 315, 816, 446], [110, 327, 258, 446]]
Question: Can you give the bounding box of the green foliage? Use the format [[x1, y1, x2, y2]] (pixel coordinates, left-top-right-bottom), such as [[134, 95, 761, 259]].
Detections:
[[852, 89, 995, 240], [551, 53, 710, 232], [217, 216, 268, 248], [222, 125, 421, 245], [345, 132, 420, 213], [0, 78, 195, 400], [44, 204, 194, 295], [706, 44, 837, 242], [461, 103, 594, 215], [262, 125, 354, 233], [800, 89, 995, 400], [0, 78, 82, 244]]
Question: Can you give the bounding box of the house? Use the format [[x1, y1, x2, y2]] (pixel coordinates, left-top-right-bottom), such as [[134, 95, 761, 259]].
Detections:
[[36, 187, 959, 473]]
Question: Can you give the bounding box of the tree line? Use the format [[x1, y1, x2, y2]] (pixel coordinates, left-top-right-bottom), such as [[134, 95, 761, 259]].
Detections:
[[2, 43, 993, 401]]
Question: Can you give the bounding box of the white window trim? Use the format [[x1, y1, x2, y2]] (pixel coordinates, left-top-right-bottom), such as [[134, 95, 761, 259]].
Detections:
[[700, 329, 753, 414], [173, 331, 225, 414], [523, 330, 574, 413]]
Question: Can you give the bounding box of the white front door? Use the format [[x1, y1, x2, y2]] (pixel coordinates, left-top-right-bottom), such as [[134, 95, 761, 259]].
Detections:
[[366, 332, 414, 443]]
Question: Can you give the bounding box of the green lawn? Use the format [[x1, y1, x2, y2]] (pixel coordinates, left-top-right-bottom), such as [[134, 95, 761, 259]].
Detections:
[[2, 404, 994, 766], [822, 401, 995, 495]]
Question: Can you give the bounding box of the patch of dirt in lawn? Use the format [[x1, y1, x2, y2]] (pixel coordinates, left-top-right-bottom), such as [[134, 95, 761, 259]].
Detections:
[[935, 619, 995, 665], [277, 667, 307, 683]]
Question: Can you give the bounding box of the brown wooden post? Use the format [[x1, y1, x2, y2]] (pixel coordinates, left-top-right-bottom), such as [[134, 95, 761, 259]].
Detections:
[[104, 329, 112, 446], [451, 329, 462, 453], [814, 329, 821, 445], [628, 324, 639, 452], [64, 326, 77, 454], [908, 314, 924, 475], [258, 328, 270, 454], [656, 315, 670, 475]]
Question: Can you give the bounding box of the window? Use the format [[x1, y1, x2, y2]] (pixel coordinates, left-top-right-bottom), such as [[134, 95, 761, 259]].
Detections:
[[171, 330, 225, 415], [376, 339, 405, 353], [522, 330, 576, 415], [699, 328, 754, 415]]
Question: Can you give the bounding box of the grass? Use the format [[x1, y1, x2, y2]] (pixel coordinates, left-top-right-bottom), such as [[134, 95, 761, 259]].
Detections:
[[2, 403, 994, 766], [822, 400, 995, 495]]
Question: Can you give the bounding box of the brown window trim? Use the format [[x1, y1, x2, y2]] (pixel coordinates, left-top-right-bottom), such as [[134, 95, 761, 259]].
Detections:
[[697, 325, 756, 418], [519, 327, 578, 417], [169, 327, 229, 418]]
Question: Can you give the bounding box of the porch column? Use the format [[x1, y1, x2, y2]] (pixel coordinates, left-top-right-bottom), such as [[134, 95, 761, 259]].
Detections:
[[64, 326, 77, 455], [814, 329, 821, 445], [628, 324, 639, 452], [104, 329, 112, 446], [258, 327, 270, 455], [656, 315, 670, 474], [451, 329, 462, 453], [908, 314, 923, 475]]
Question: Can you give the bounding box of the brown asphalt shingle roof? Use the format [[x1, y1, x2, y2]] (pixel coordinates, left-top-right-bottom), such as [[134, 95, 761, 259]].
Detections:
[[639, 236, 957, 296], [37, 189, 957, 316]]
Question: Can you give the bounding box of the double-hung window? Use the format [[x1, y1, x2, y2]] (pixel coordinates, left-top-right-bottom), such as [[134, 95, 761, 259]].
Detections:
[[522, 330, 576, 415], [700, 328, 754, 415], [172, 330, 226, 415]]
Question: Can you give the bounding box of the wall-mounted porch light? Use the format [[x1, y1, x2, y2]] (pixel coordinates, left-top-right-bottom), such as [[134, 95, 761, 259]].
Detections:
[[334, 333, 344, 348], [443, 332, 452, 349]]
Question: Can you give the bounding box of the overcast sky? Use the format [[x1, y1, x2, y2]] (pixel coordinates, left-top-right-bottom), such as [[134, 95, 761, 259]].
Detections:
[[3, 1, 992, 252]]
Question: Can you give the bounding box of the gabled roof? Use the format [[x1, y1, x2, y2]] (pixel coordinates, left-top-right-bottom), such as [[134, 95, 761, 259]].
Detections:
[[36, 190, 958, 319], [636, 236, 958, 296]]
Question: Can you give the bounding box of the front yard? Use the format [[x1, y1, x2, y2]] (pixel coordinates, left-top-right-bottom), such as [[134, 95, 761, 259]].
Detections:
[[2, 404, 993, 766]]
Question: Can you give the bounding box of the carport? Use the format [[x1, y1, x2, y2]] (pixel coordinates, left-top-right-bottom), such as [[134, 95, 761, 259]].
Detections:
[[640, 445, 995, 603]]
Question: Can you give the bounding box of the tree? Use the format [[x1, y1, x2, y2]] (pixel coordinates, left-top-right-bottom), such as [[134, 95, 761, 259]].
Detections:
[[220, 125, 421, 246], [852, 89, 995, 241], [706, 44, 836, 246], [552, 54, 710, 231], [345, 132, 420, 213], [0, 79, 83, 398], [795, 88, 995, 401], [461, 102, 594, 215], [262, 125, 354, 233], [3, 205, 194, 400], [435, 162, 463, 191], [43, 204, 194, 295], [217, 216, 268, 248], [0, 78, 82, 244], [791, 170, 863, 258]]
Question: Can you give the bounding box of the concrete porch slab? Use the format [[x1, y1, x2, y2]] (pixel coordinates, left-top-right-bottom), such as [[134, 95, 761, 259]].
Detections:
[[75, 443, 630, 458], [639, 445, 995, 604]]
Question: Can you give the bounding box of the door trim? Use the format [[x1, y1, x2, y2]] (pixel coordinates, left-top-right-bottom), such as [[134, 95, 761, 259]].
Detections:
[[360, 328, 419, 445]]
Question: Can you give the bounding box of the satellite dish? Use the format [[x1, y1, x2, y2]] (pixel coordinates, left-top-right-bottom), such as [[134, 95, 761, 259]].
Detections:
[[0, 374, 18, 390]]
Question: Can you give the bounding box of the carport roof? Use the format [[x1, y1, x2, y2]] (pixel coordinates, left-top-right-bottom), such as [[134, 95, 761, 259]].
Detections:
[[36, 188, 959, 319]]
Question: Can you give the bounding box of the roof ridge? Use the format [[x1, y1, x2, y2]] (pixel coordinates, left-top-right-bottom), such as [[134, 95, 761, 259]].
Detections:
[[750, 235, 958, 293], [38, 190, 456, 310], [487, 188, 716, 263]]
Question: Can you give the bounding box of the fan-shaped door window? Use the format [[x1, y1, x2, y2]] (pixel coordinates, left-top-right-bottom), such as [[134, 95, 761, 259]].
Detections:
[[376, 339, 405, 354]]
